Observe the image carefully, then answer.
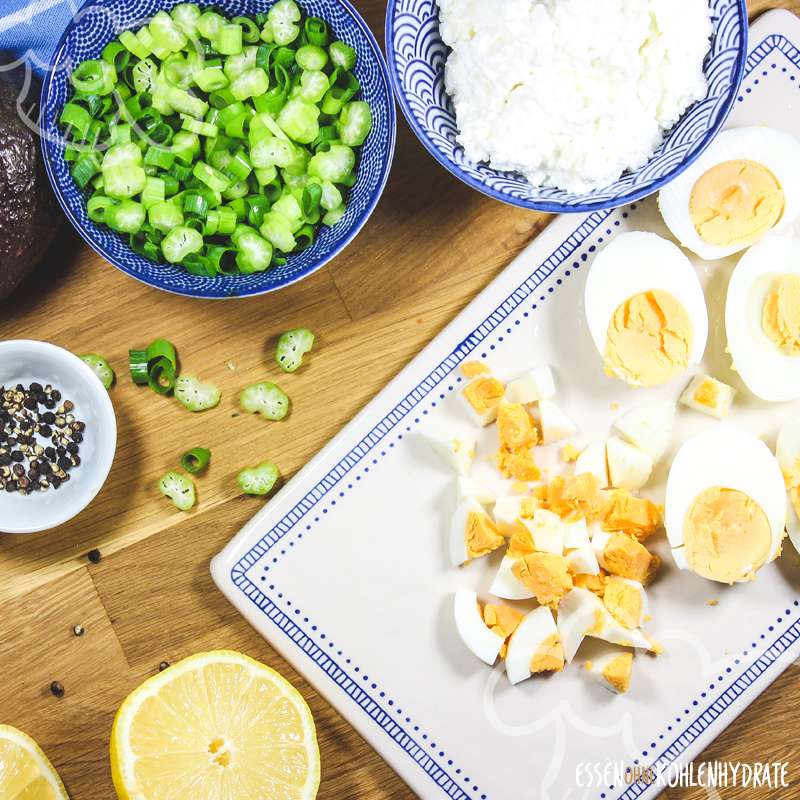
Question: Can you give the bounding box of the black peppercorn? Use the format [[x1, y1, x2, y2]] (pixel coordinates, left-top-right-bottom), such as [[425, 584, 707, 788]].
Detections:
[[87, 548, 102, 564], [49, 681, 65, 698]]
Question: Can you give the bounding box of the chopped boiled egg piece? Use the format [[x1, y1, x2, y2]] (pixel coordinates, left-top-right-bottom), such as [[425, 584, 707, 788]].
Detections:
[[505, 365, 556, 404], [505, 606, 564, 684], [545, 473, 601, 520], [461, 376, 505, 426], [598, 489, 662, 540], [592, 530, 659, 584], [563, 516, 590, 549], [538, 399, 577, 444], [606, 436, 653, 491], [557, 587, 600, 663], [493, 494, 536, 536], [680, 374, 735, 419], [453, 590, 504, 665], [483, 602, 525, 659], [497, 401, 538, 451], [561, 443, 581, 463], [573, 570, 606, 596], [574, 441, 609, 488], [613, 400, 675, 461], [523, 508, 565, 555], [450, 497, 505, 566], [456, 476, 495, 506], [495, 447, 541, 481], [566, 546, 600, 576], [585, 649, 634, 694], [490, 555, 536, 600], [603, 576, 648, 629], [460, 361, 490, 378], [511, 552, 573, 606], [421, 430, 476, 476], [562, 586, 653, 650]]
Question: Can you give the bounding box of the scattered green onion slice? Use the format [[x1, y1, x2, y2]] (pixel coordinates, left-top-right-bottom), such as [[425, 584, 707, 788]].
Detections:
[[237, 461, 279, 495], [239, 381, 290, 420], [158, 470, 196, 511], [174, 374, 222, 411], [148, 356, 177, 395], [80, 353, 115, 388], [180, 447, 212, 473]]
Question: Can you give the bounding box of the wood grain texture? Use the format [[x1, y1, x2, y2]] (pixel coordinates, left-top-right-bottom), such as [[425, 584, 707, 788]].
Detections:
[[1, 2, 799, 798]]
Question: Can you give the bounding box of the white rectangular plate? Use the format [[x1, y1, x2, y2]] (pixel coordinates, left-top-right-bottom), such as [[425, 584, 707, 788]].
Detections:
[[213, 11, 800, 800]]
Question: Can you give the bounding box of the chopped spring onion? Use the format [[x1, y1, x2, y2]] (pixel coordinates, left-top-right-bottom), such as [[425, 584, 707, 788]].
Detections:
[[129, 337, 178, 392], [276, 328, 315, 373], [80, 353, 115, 388], [181, 447, 212, 473], [174, 374, 222, 411], [158, 470, 196, 511], [59, 0, 372, 276], [237, 461, 280, 496], [239, 381, 290, 420]]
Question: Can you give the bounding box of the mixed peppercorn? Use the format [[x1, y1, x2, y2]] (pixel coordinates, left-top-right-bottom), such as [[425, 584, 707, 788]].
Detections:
[[0, 383, 86, 494]]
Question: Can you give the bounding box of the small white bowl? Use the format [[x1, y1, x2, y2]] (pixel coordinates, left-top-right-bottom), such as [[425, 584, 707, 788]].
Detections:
[[0, 340, 117, 534]]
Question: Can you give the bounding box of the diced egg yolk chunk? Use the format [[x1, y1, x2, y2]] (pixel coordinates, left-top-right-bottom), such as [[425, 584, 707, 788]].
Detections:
[[512, 552, 573, 606], [465, 511, 505, 561], [530, 633, 565, 674], [605, 290, 693, 387], [573, 571, 607, 596], [483, 603, 525, 659], [496, 448, 541, 482], [682, 487, 772, 583], [461, 360, 491, 378], [507, 527, 536, 559], [762, 274, 800, 356], [561, 443, 581, 463], [603, 577, 643, 629], [463, 377, 505, 416], [599, 489, 662, 540], [689, 159, 784, 248], [693, 377, 719, 408], [545, 473, 601, 520], [602, 533, 659, 584], [497, 403, 538, 451], [586, 652, 633, 693]]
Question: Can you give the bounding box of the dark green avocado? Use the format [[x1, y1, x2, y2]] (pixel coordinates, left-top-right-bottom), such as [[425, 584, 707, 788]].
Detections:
[[0, 65, 60, 301]]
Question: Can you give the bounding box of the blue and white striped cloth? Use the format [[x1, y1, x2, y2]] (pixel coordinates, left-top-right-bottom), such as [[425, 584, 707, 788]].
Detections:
[[0, 0, 80, 77]]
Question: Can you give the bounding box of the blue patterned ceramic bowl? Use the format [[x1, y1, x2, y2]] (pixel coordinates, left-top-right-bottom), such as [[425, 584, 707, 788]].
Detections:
[[41, 0, 396, 299], [385, 0, 747, 213]]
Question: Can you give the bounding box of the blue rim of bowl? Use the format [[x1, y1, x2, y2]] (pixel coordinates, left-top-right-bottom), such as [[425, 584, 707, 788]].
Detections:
[[384, 0, 748, 214], [40, 0, 397, 299]]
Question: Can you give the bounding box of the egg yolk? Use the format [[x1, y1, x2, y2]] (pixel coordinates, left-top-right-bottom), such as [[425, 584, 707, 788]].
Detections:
[[573, 572, 606, 597], [483, 603, 524, 659], [605, 290, 693, 387], [511, 552, 573, 606], [599, 652, 633, 693], [463, 376, 505, 417], [461, 361, 490, 378], [464, 511, 505, 561], [693, 377, 720, 408], [497, 402, 538, 451], [599, 490, 662, 540], [507, 528, 535, 559], [762, 274, 800, 355], [689, 159, 784, 247], [496, 448, 541, 482], [602, 533, 659, 584], [682, 487, 772, 583], [603, 577, 643, 629], [529, 634, 564, 674], [545, 473, 601, 520]]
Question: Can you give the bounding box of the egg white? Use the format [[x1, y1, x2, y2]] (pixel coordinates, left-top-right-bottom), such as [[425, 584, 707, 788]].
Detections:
[[453, 590, 504, 665], [505, 606, 562, 685], [659, 127, 800, 260], [584, 232, 708, 383], [725, 234, 800, 401], [775, 416, 800, 556], [489, 555, 535, 600], [665, 426, 786, 578]]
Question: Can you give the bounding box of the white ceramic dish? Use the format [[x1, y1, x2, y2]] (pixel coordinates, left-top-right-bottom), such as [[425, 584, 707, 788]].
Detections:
[[213, 12, 800, 800], [0, 340, 116, 534]]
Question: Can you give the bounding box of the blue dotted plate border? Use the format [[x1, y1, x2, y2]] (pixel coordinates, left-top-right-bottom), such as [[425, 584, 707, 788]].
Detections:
[[227, 35, 800, 800]]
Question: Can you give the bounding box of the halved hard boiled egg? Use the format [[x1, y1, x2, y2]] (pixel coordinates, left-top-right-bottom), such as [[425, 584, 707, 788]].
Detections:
[[725, 234, 800, 401], [584, 232, 708, 387], [450, 497, 505, 566], [665, 427, 786, 583], [505, 606, 564, 685], [775, 416, 800, 555], [659, 127, 800, 260]]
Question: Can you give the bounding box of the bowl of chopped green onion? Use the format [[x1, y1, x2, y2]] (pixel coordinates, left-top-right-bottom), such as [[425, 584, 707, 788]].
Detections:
[[41, 0, 395, 298]]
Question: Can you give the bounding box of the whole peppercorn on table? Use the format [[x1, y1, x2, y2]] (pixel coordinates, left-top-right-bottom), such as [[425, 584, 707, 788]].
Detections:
[[1, 1, 800, 799]]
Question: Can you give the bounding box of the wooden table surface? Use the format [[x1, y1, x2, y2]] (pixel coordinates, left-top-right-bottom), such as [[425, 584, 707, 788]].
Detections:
[[2, 2, 799, 798]]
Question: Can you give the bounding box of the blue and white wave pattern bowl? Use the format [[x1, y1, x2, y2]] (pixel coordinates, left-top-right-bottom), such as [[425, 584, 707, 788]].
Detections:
[[41, 0, 396, 299], [385, 0, 747, 213]]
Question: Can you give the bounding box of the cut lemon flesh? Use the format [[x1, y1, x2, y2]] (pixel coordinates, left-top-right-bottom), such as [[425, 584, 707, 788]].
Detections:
[[0, 724, 69, 799], [110, 650, 319, 800]]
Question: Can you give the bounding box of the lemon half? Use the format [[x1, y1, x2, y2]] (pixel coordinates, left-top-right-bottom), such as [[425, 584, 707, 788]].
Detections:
[[0, 724, 69, 799], [110, 650, 320, 800]]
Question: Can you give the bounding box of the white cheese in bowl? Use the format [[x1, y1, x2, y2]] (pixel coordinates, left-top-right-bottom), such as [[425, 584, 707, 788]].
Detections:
[[438, 0, 712, 193]]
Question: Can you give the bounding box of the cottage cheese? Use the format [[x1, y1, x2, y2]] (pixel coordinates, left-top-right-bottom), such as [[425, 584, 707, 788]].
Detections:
[[438, 0, 712, 192]]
